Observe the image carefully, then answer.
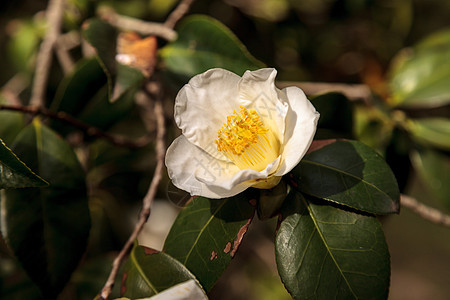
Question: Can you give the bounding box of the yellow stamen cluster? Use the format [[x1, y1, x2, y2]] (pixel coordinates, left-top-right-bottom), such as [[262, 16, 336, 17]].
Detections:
[[216, 106, 279, 171]]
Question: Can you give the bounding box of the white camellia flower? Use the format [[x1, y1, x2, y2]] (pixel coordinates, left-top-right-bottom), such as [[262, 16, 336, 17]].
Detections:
[[166, 68, 319, 199]]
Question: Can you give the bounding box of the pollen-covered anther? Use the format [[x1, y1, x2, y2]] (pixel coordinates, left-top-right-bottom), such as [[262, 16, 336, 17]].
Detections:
[[216, 106, 279, 171]]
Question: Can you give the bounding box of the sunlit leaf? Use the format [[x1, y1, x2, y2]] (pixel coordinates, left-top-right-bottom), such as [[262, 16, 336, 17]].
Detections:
[[289, 140, 400, 214], [389, 28, 450, 108], [1, 119, 90, 298], [275, 191, 390, 300], [408, 118, 450, 150], [354, 105, 394, 155], [7, 19, 44, 72], [0, 138, 47, 189], [411, 148, 450, 208], [122, 244, 204, 299], [160, 15, 265, 85], [163, 192, 256, 291]]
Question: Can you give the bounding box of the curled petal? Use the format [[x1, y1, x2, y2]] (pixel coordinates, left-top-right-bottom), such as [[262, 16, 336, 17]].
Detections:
[[175, 68, 249, 161], [166, 136, 281, 198], [238, 68, 288, 143], [275, 86, 320, 176]]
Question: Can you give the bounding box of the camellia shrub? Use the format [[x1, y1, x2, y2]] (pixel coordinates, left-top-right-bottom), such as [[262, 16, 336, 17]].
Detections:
[[0, 1, 449, 299]]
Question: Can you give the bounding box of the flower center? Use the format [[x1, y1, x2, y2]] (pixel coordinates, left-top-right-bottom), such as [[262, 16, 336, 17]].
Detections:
[[216, 106, 279, 171]]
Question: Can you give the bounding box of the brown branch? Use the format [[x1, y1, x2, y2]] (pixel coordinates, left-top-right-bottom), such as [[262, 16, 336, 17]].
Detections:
[[0, 104, 151, 148], [55, 46, 75, 75], [55, 31, 81, 75], [98, 7, 177, 41], [30, 0, 65, 107], [401, 194, 450, 227], [1, 73, 30, 103], [99, 83, 166, 300], [164, 0, 196, 29], [277, 81, 372, 103]]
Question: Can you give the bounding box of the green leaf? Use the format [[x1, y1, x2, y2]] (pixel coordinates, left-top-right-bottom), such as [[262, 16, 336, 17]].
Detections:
[[82, 18, 144, 102], [76, 84, 138, 130], [407, 118, 450, 150], [163, 192, 256, 291], [0, 138, 48, 189], [311, 92, 354, 139], [411, 148, 450, 208], [289, 140, 400, 214], [7, 19, 44, 72], [1, 119, 90, 298], [50, 58, 138, 133], [0, 97, 26, 144], [82, 18, 117, 79], [275, 192, 390, 300], [122, 244, 204, 299], [389, 28, 450, 108], [354, 105, 394, 155], [51, 58, 107, 116], [160, 15, 265, 84]]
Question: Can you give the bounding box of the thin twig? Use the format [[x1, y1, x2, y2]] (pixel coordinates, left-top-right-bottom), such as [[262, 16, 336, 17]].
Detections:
[[401, 194, 450, 227], [1, 73, 29, 102], [0, 104, 151, 148], [277, 81, 372, 103], [55, 46, 75, 75], [30, 0, 65, 107], [55, 31, 81, 75], [98, 7, 177, 41], [164, 0, 196, 29], [99, 84, 166, 300]]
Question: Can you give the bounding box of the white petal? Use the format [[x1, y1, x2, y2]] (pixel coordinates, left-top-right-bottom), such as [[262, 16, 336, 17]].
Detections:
[[166, 136, 281, 199], [140, 279, 207, 300], [195, 156, 281, 190], [174, 68, 243, 161], [238, 68, 288, 143], [275, 86, 320, 176]]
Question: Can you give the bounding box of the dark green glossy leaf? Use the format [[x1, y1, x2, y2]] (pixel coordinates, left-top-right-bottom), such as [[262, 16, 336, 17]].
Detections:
[[122, 244, 204, 299], [411, 148, 450, 208], [408, 118, 450, 150], [160, 15, 265, 84], [389, 28, 450, 108], [51, 58, 107, 116], [76, 84, 137, 130], [289, 140, 400, 214], [82, 18, 144, 102], [0, 138, 47, 189], [50, 58, 138, 132], [311, 92, 354, 139], [111, 63, 145, 102], [163, 192, 256, 291], [82, 18, 117, 79], [1, 119, 90, 298], [275, 191, 390, 300]]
